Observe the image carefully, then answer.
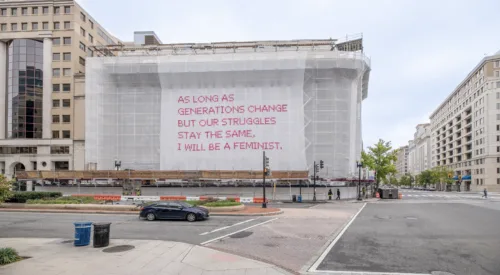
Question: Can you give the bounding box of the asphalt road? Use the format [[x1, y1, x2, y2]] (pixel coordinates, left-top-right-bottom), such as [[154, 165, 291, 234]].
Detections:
[[316, 202, 500, 275], [399, 189, 500, 201], [0, 212, 275, 245]]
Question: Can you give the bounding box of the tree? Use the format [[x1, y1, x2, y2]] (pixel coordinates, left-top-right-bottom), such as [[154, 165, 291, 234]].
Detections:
[[431, 166, 454, 190], [418, 170, 433, 188], [361, 139, 398, 192], [388, 175, 399, 186], [0, 174, 13, 203], [400, 174, 411, 186]]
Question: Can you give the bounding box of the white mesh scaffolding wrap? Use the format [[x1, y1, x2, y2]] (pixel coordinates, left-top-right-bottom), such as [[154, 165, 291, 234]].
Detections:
[[85, 47, 370, 178]]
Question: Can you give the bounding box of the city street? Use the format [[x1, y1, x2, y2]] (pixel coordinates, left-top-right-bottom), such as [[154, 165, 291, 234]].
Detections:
[[399, 189, 500, 201]]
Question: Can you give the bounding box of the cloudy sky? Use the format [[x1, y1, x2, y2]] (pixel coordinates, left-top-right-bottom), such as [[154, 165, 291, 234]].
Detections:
[[79, 0, 500, 149]]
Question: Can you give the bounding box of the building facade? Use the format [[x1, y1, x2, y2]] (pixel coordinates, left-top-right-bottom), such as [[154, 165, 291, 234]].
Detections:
[[429, 51, 500, 192], [395, 145, 408, 178], [0, 0, 120, 179], [412, 123, 431, 175]]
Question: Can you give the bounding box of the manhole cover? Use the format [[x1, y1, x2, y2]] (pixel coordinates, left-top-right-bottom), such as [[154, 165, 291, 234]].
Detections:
[[102, 245, 135, 253], [229, 231, 253, 239]]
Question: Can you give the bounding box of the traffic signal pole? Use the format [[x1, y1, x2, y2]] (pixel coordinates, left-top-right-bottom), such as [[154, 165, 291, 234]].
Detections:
[[313, 161, 316, 201], [262, 151, 267, 208]]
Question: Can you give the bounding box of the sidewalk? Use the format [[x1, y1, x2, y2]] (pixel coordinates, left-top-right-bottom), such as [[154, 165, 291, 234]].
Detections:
[[0, 238, 290, 275]]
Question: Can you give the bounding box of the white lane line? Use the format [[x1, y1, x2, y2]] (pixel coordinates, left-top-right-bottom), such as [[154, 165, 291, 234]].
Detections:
[[200, 217, 278, 246], [308, 203, 367, 272], [199, 218, 258, 236]]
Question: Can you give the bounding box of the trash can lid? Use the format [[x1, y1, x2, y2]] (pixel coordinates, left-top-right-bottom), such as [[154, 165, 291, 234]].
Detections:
[[93, 222, 112, 226], [74, 222, 93, 226]]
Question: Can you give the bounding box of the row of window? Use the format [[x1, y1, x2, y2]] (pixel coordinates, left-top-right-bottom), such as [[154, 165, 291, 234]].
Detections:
[[52, 99, 71, 108], [52, 130, 71, 139], [52, 115, 70, 123], [53, 68, 72, 77], [53, 83, 71, 93], [1, 6, 71, 16], [0, 146, 37, 154], [51, 146, 70, 154]]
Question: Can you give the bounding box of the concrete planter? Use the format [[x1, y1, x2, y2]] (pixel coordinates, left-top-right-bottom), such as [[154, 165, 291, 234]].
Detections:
[[200, 204, 245, 212]]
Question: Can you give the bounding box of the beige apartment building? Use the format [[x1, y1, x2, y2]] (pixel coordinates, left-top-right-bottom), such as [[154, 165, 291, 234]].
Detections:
[[407, 123, 431, 176], [395, 145, 408, 178], [429, 51, 500, 192], [0, 0, 120, 179]]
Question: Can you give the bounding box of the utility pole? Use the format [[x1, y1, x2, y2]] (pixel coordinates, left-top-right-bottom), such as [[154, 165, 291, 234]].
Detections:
[[263, 151, 270, 208], [356, 161, 363, 201], [313, 160, 324, 201]]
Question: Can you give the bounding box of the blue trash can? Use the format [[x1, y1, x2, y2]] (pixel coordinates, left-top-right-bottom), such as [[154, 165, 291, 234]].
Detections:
[[297, 195, 302, 203], [74, 222, 92, 246]]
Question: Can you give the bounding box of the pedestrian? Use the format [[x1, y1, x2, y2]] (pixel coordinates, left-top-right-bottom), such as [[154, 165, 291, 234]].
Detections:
[[362, 187, 366, 198], [482, 188, 488, 199], [328, 189, 333, 200], [336, 189, 341, 200]]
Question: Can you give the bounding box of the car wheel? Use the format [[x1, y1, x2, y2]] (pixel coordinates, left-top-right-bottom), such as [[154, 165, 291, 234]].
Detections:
[[186, 213, 196, 222], [146, 213, 156, 221]]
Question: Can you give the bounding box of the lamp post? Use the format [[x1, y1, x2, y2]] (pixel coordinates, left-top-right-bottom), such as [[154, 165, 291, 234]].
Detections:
[[356, 161, 363, 201]]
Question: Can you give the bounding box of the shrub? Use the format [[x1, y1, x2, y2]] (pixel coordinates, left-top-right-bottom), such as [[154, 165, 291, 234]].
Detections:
[[0, 248, 21, 265], [6, 192, 63, 203], [27, 196, 98, 204], [202, 201, 242, 207], [0, 175, 13, 203]]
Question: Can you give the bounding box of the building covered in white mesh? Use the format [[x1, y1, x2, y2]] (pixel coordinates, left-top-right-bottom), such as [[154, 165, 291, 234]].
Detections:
[[85, 36, 371, 179]]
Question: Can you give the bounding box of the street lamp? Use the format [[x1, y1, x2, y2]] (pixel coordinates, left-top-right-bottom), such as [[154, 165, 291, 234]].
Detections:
[[356, 161, 363, 201]]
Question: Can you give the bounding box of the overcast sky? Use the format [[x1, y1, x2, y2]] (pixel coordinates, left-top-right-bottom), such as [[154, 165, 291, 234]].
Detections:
[[79, 0, 500, 149]]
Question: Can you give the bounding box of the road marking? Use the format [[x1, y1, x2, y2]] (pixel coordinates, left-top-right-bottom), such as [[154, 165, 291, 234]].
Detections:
[[199, 218, 258, 235], [308, 203, 366, 272], [310, 270, 429, 275], [200, 217, 278, 246]]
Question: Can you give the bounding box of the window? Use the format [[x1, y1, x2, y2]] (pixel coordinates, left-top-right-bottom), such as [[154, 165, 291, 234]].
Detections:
[[63, 52, 71, 61], [63, 68, 71, 76], [62, 115, 70, 123], [32, 22, 38, 30], [64, 21, 70, 29], [42, 22, 48, 30], [0, 24, 6, 32], [11, 8, 17, 16], [62, 83, 71, 92], [62, 130, 70, 138], [53, 53, 60, 61], [64, 6, 71, 14], [498, 147, 500, 153], [52, 131, 60, 139], [52, 99, 60, 107], [53, 37, 60, 45], [80, 27, 85, 36], [21, 7, 28, 15], [1, 9, 6, 16], [80, 12, 86, 21], [32, 7, 38, 14], [53, 84, 60, 92], [497, 125, 500, 131], [62, 99, 71, 107], [79, 56, 85, 66], [51, 146, 70, 154], [53, 68, 60, 77], [54, 22, 60, 30], [42, 6, 48, 14], [498, 168, 500, 174], [87, 49, 93, 57], [498, 136, 500, 142], [89, 20, 94, 29], [496, 71, 500, 77], [52, 115, 60, 123], [54, 6, 60, 14], [498, 157, 500, 163], [63, 37, 71, 45], [11, 23, 17, 31], [79, 42, 86, 51], [89, 34, 93, 43], [21, 23, 27, 30], [497, 114, 500, 120]]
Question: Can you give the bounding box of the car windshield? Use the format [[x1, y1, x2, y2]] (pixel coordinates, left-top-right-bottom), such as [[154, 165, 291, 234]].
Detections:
[[178, 202, 193, 208]]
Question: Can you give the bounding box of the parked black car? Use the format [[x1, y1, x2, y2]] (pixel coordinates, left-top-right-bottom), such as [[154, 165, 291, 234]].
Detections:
[[139, 201, 209, 222]]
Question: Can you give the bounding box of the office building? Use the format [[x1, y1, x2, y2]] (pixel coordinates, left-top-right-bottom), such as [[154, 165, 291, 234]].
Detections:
[[429, 51, 500, 192], [408, 123, 431, 175], [0, 0, 120, 178], [395, 145, 409, 177]]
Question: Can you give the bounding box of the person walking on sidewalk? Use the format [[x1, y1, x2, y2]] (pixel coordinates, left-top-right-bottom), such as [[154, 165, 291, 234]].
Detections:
[[482, 188, 488, 199], [328, 189, 333, 200], [336, 189, 341, 200]]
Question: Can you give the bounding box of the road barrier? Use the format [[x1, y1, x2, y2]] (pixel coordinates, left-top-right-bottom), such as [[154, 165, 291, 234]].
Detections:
[[70, 194, 271, 203]]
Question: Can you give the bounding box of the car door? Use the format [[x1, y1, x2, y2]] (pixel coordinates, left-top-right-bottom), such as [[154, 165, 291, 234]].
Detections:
[[154, 204, 172, 219], [167, 203, 186, 219]]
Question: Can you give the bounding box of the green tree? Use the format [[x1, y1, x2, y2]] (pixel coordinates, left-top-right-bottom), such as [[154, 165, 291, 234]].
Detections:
[[418, 170, 433, 188], [431, 166, 454, 189], [0, 174, 13, 203], [400, 174, 411, 186], [361, 139, 398, 192], [388, 175, 399, 186]]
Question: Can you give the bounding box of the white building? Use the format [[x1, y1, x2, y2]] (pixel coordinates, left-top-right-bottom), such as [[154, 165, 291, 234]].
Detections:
[[429, 51, 500, 192], [395, 145, 408, 177]]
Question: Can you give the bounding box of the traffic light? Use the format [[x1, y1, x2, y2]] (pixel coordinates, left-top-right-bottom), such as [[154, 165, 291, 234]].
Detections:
[[264, 168, 270, 176], [320, 160, 324, 169], [264, 156, 271, 176], [315, 163, 319, 173], [265, 156, 269, 169]]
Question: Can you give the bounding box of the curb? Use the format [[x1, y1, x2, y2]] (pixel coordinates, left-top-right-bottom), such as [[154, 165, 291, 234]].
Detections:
[[0, 208, 283, 217]]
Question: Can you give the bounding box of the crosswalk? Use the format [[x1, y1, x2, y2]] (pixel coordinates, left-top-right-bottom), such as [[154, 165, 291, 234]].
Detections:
[[401, 192, 499, 200]]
